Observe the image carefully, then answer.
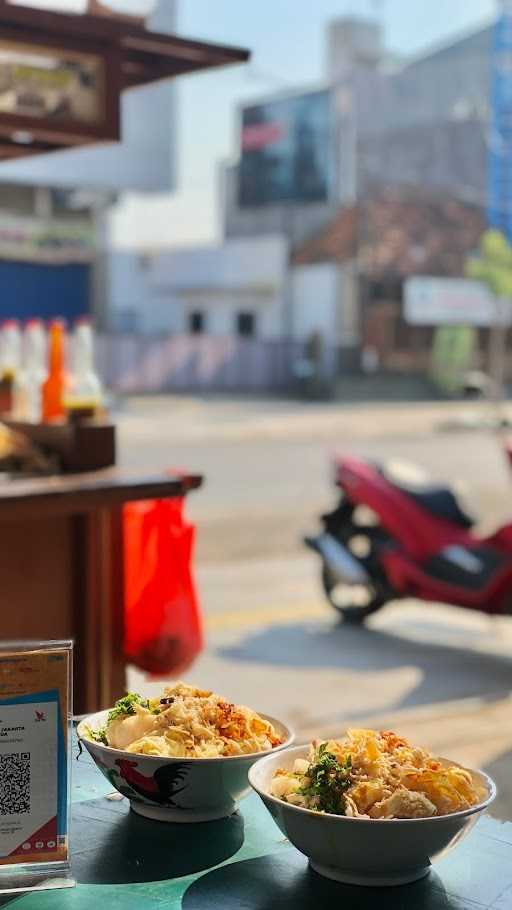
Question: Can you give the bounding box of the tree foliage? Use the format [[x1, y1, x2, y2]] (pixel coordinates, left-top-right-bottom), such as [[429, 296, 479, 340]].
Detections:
[[466, 229, 512, 298]]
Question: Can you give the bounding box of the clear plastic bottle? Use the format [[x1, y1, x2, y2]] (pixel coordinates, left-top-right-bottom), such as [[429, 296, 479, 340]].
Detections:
[[15, 319, 47, 422], [0, 319, 22, 415], [65, 319, 103, 422]]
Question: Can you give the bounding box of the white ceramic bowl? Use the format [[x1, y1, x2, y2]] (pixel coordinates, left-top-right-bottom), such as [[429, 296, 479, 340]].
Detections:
[[249, 744, 496, 887], [78, 709, 293, 823]]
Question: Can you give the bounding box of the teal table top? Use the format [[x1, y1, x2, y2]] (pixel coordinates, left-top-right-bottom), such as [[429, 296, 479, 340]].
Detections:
[[1, 735, 511, 909]]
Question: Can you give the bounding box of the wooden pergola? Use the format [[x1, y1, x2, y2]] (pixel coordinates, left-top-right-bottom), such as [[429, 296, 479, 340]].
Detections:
[[0, 0, 249, 158]]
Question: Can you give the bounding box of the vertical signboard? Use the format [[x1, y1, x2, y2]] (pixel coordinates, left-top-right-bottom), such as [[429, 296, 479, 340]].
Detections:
[[488, 1, 512, 239]]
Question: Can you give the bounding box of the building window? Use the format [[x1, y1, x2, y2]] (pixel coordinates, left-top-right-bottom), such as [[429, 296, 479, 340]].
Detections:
[[189, 311, 205, 334], [236, 311, 256, 337]]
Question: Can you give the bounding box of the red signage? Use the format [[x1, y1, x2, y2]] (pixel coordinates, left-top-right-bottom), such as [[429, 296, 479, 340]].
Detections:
[[241, 120, 285, 151]]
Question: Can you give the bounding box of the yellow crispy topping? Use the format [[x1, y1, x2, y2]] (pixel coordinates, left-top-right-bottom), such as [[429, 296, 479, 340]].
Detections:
[[270, 729, 487, 818]]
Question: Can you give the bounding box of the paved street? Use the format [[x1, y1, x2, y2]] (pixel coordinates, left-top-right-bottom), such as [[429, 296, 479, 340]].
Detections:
[[118, 395, 512, 818]]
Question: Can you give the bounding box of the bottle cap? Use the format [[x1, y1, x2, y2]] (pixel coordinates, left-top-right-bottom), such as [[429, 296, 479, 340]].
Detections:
[[75, 316, 91, 326], [1, 318, 20, 329]]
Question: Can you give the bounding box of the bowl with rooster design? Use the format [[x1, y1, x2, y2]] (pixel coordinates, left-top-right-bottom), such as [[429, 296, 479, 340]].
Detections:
[[78, 709, 293, 822]]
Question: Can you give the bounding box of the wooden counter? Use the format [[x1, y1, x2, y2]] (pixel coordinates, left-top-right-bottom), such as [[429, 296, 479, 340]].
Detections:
[[0, 468, 202, 713]]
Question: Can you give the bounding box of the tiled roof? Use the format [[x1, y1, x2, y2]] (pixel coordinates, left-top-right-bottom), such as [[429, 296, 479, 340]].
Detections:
[[292, 205, 357, 266], [292, 189, 486, 278]]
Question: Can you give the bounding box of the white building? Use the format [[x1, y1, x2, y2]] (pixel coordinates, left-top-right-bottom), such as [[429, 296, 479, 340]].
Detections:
[[108, 232, 357, 356], [102, 231, 359, 391], [223, 16, 490, 248], [107, 12, 493, 388], [108, 235, 288, 338]]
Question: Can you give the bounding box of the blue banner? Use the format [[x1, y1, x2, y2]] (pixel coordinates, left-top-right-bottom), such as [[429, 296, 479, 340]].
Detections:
[[488, 6, 512, 239]]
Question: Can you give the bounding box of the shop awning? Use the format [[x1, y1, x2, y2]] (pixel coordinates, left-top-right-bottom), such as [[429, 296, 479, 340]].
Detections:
[[0, 1, 249, 158]]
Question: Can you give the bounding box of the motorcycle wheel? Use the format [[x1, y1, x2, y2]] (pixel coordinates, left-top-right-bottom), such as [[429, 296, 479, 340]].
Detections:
[[321, 564, 387, 624]]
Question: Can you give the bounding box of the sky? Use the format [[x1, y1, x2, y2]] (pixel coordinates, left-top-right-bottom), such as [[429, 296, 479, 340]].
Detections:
[[10, 0, 498, 247]]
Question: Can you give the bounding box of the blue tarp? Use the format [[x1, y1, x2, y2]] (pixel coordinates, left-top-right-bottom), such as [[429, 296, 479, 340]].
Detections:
[[0, 261, 90, 323]]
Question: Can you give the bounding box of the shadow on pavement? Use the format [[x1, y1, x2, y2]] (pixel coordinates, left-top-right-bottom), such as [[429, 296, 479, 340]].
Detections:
[[218, 621, 512, 709]]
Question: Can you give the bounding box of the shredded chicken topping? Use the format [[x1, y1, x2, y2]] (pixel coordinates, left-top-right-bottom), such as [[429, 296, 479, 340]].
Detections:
[[86, 682, 283, 758]]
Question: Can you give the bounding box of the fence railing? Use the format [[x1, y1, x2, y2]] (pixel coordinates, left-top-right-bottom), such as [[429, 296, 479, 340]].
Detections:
[[96, 334, 336, 393]]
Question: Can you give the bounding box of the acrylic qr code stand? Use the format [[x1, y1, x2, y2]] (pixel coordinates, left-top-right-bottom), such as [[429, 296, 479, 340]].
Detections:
[[0, 640, 75, 895]]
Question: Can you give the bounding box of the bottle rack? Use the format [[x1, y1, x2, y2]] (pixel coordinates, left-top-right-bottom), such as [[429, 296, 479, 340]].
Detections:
[[2, 419, 116, 473]]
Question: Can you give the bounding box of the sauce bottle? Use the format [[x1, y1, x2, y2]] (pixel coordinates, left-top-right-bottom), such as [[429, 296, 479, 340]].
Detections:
[[16, 319, 47, 422], [0, 319, 22, 415], [65, 319, 103, 422], [42, 319, 67, 422]]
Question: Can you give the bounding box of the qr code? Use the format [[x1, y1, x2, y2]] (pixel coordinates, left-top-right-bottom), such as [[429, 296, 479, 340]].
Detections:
[[0, 753, 30, 815]]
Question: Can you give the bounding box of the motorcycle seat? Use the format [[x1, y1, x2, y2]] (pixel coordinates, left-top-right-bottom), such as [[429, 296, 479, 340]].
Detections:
[[424, 545, 506, 591], [385, 478, 474, 528]]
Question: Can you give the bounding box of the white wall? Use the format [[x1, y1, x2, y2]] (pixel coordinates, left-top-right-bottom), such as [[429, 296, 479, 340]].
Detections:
[[292, 263, 338, 341], [109, 243, 363, 343], [291, 262, 361, 345], [150, 235, 287, 292], [108, 234, 289, 337], [108, 251, 150, 331], [337, 265, 360, 345]]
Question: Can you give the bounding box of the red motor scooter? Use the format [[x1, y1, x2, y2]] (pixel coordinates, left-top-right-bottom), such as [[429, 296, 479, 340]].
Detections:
[[305, 448, 512, 623]]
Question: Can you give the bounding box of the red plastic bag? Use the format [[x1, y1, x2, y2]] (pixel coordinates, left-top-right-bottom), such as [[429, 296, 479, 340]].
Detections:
[[123, 497, 203, 676]]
